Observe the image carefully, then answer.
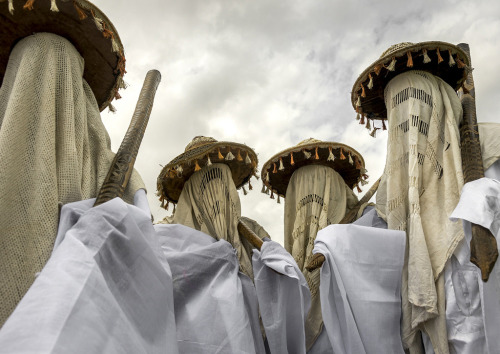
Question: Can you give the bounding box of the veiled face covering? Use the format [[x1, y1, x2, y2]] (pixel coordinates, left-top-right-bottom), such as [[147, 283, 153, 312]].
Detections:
[[0, 33, 144, 326], [173, 163, 253, 278], [284, 164, 358, 349], [376, 70, 464, 352]]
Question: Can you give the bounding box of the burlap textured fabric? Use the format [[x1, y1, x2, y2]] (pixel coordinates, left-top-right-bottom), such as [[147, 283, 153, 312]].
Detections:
[[171, 163, 254, 279], [376, 71, 464, 353], [0, 33, 144, 326], [284, 164, 358, 350]]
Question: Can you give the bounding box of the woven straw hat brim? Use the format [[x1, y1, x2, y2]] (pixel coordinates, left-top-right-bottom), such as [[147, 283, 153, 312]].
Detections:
[[351, 41, 470, 121], [0, 0, 125, 112], [261, 141, 366, 197], [157, 142, 258, 204]]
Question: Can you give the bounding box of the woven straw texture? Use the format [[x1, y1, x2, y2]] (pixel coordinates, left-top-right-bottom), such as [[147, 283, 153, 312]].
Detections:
[[352, 41, 470, 121], [158, 137, 257, 205], [375, 71, 464, 352], [0, 0, 126, 111], [284, 165, 358, 350], [262, 139, 365, 197], [0, 33, 143, 326]]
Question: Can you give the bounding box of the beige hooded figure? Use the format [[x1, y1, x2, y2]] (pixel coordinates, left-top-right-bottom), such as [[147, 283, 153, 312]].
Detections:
[[157, 136, 268, 279], [0, 0, 144, 327], [351, 41, 472, 353], [262, 138, 364, 350]]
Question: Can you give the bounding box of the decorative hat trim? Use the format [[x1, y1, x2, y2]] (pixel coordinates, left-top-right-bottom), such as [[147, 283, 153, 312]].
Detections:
[[157, 137, 258, 207], [351, 41, 471, 128], [261, 139, 366, 201], [2, 0, 126, 112]]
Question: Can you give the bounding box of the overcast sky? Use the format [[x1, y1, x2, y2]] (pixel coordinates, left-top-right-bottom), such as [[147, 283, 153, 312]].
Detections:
[[96, 0, 500, 245]]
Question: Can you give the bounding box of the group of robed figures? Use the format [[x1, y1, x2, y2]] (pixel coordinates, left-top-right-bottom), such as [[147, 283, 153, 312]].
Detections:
[[1, 1, 500, 354]]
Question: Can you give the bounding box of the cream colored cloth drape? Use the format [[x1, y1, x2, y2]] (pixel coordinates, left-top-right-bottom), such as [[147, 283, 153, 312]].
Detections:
[[0, 33, 144, 326], [376, 71, 464, 354], [171, 163, 254, 279], [284, 164, 358, 350]]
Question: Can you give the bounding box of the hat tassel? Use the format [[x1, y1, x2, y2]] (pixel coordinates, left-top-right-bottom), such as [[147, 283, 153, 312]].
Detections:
[[225, 149, 235, 160], [314, 146, 319, 160], [356, 96, 361, 107], [360, 113, 365, 125], [279, 157, 285, 170], [270, 190, 275, 199], [361, 83, 366, 98], [348, 152, 353, 165], [253, 171, 260, 180], [160, 196, 165, 209], [356, 184, 362, 193], [236, 149, 243, 161], [448, 50, 456, 67], [165, 201, 169, 211], [73, 1, 88, 20], [176, 165, 183, 177], [456, 56, 466, 68], [327, 146, 335, 161], [23, 0, 35, 11], [277, 195, 281, 204], [370, 127, 380, 138], [365, 118, 371, 130], [218, 148, 224, 160], [248, 180, 252, 190], [242, 186, 248, 195], [422, 49, 431, 63], [373, 64, 383, 76], [290, 152, 295, 165], [50, 0, 59, 12], [265, 172, 270, 182], [194, 160, 201, 171], [273, 163, 277, 174], [356, 112, 360, 121], [206, 154, 212, 166], [245, 152, 252, 164], [303, 150, 312, 159], [406, 51, 413, 68], [340, 148, 346, 160], [355, 156, 361, 169], [367, 73, 374, 90], [360, 178, 369, 186], [382, 119, 387, 130], [436, 48, 444, 64], [8, 0, 14, 14], [261, 184, 266, 194], [386, 57, 396, 71]]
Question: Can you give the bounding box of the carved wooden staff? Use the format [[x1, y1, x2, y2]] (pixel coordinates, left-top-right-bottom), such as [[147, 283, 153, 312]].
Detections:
[[94, 70, 162, 206], [457, 43, 498, 281], [300, 177, 381, 271], [238, 220, 264, 250]]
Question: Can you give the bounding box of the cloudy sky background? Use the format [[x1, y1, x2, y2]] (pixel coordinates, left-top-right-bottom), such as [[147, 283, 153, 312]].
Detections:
[[96, 0, 500, 245]]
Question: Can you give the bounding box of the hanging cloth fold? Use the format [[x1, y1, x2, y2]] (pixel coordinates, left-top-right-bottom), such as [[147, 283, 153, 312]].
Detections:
[[284, 165, 358, 349]]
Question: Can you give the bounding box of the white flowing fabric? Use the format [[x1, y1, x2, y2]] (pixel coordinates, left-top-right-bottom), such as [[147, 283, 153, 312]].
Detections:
[[313, 224, 406, 354], [155, 223, 265, 354], [0, 33, 144, 325], [446, 173, 500, 354], [0, 193, 177, 354], [252, 240, 311, 354]]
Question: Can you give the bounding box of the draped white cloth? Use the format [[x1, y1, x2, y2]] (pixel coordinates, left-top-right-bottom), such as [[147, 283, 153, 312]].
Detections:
[[284, 165, 358, 349], [0, 33, 144, 325], [252, 240, 311, 354], [170, 163, 254, 279], [0, 193, 176, 354], [155, 223, 265, 354], [378, 71, 464, 353], [313, 224, 406, 354]]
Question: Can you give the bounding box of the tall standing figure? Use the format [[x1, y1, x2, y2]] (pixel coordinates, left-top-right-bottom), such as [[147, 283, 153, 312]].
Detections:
[[261, 138, 365, 351], [351, 41, 470, 353], [0, 0, 144, 326]]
